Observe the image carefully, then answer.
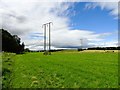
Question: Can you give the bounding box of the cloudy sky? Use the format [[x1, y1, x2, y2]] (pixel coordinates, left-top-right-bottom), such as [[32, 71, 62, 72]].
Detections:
[[0, 0, 119, 50]]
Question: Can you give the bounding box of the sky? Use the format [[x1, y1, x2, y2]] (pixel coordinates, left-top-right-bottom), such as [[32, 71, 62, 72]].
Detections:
[[0, 0, 119, 50]]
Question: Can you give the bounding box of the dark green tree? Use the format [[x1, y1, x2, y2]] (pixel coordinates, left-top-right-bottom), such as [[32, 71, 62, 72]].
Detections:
[[1, 29, 25, 53]]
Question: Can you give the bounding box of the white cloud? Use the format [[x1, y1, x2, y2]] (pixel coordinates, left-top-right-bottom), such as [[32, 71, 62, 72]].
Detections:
[[89, 40, 118, 47], [0, 0, 117, 50], [85, 2, 119, 19]]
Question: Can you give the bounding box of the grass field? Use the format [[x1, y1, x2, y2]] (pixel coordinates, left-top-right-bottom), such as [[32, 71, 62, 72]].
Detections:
[[2, 51, 118, 88]]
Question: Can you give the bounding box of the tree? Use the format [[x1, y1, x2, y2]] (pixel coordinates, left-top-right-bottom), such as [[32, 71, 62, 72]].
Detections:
[[20, 42, 25, 53], [24, 48, 30, 52], [1, 29, 25, 54]]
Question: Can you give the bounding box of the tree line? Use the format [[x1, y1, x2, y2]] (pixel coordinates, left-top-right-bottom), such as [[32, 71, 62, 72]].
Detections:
[[87, 47, 120, 50], [1, 29, 25, 54]]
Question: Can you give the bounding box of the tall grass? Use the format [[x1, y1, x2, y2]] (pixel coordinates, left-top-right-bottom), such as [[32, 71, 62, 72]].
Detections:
[[2, 52, 15, 88]]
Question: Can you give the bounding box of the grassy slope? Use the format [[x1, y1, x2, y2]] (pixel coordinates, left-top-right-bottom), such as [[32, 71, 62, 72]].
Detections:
[[2, 53, 16, 88], [8, 52, 118, 88]]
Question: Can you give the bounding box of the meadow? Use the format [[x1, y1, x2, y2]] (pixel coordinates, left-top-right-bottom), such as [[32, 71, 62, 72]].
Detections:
[[2, 51, 118, 88]]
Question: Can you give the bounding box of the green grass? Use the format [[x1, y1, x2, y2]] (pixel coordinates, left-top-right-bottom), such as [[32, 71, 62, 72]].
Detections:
[[2, 53, 16, 88], [2, 51, 118, 88], [0, 53, 2, 89]]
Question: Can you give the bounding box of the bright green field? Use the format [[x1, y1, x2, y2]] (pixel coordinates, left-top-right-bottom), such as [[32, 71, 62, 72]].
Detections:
[[2, 52, 118, 88]]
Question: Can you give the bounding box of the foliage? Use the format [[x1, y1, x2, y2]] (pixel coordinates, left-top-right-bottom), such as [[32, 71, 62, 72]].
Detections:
[[24, 48, 30, 52], [87, 47, 120, 50], [1, 29, 24, 54]]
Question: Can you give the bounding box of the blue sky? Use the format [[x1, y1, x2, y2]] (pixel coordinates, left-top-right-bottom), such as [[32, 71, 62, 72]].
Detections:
[[66, 2, 118, 47], [0, 1, 118, 50], [68, 2, 117, 33]]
